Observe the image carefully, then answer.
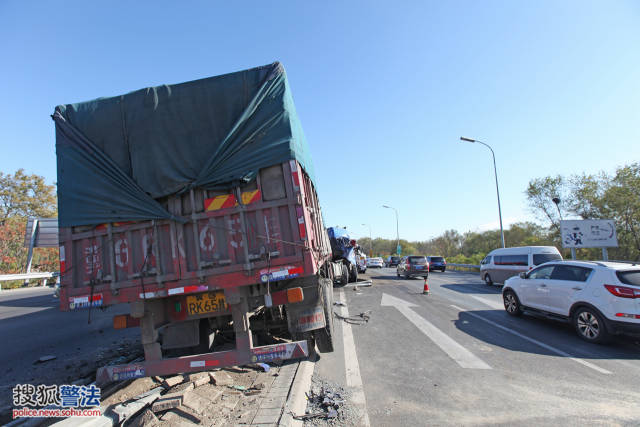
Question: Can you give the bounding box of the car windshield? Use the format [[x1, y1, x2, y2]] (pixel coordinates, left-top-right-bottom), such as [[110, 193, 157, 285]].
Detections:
[[430, 257, 444, 262], [408, 256, 427, 264]]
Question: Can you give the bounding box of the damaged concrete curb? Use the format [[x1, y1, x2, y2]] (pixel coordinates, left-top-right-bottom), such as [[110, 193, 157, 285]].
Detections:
[[279, 354, 317, 427]]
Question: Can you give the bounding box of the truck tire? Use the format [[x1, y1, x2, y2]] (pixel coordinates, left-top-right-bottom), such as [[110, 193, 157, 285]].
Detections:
[[315, 278, 335, 353], [348, 263, 358, 283], [339, 263, 349, 286]]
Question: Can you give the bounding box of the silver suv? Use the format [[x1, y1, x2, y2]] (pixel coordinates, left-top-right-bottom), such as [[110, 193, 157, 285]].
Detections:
[[502, 261, 640, 343]]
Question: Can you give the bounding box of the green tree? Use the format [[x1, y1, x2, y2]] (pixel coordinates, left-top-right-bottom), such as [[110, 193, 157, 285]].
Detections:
[[525, 175, 566, 231], [0, 169, 57, 223], [0, 170, 58, 278], [526, 162, 640, 261]]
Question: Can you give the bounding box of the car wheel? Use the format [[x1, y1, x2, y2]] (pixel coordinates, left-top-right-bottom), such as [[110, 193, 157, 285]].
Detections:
[[503, 290, 522, 317], [404, 273, 409, 279], [484, 274, 493, 286], [339, 263, 349, 286], [442, 268, 446, 273], [573, 307, 609, 344]]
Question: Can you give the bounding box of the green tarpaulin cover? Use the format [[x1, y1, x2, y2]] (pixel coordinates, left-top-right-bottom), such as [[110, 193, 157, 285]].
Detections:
[[53, 62, 314, 227]]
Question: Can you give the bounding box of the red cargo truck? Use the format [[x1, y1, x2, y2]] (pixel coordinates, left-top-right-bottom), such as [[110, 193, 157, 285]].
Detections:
[[53, 63, 337, 383]]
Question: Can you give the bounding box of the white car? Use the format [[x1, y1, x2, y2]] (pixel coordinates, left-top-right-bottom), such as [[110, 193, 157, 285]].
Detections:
[[502, 260, 640, 343], [366, 257, 384, 268]]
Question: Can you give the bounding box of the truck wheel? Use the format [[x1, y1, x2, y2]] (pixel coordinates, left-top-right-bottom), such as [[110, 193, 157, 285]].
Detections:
[[315, 278, 334, 353], [339, 263, 349, 286], [348, 264, 358, 283]]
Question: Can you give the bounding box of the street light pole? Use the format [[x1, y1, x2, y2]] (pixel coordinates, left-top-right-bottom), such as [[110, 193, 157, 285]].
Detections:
[[382, 205, 400, 255], [460, 137, 505, 248], [361, 223, 372, 257]]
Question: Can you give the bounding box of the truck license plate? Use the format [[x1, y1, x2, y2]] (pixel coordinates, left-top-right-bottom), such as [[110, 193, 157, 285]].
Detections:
[[186, 292, 227, 316]]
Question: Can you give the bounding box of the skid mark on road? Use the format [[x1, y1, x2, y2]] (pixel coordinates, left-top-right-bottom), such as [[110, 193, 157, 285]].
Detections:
[[450, 304, 612, 375], [337, 289, 371, 426]]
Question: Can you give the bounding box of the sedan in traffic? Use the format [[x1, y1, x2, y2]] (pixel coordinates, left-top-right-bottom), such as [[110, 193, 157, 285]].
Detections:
[[366, 257, 384, 268], [397, 256, 429, 279]]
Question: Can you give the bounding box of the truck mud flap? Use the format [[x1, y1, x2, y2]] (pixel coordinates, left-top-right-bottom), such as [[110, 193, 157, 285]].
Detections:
[[96, 340, 309, 384]]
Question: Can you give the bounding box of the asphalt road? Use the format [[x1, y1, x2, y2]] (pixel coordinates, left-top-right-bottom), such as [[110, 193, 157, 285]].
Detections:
[[316, 268, 640, 426], [0, 286, 138, 412]]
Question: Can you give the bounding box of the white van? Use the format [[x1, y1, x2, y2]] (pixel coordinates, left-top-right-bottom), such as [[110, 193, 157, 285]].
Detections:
[[480, 246, 562, 285]]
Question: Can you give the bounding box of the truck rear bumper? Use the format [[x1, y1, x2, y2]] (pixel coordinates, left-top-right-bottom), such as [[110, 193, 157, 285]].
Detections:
[[96, 340, 309, 384]]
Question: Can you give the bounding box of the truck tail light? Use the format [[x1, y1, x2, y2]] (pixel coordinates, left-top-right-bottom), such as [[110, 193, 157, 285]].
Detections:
[[287, 287, 304, 303], [265, 287, 304, 307], [604, 284, 640, 299]]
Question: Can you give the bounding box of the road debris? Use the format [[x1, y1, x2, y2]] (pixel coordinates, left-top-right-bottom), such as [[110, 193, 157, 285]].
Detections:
[[299, 376, 359, 426], [333, 301, 346, 307], [333, 310, 372, 325], [209, 370, 234, 386], [344, 279, 373, 287], [247, 362, 271, 372], [162, 375, 184, 388], [188, 372, 211, 387], [112, 386, 163, 423], [256, 362, 270, 372], [34, 355, 57, 364]]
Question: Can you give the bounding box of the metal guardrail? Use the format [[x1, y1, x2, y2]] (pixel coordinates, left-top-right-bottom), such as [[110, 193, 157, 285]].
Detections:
[[446, 263, 480, 271], [0, 272, 58, 291]]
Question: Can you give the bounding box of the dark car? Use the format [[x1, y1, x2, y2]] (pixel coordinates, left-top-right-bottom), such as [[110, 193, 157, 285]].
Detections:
[[427, 256, 446, 272], [397, 255, 429, 279], [386, 256, 401, 267]]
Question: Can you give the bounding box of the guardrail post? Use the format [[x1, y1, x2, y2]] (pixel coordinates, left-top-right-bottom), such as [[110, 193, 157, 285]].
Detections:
[[23, 219, 39, 286]]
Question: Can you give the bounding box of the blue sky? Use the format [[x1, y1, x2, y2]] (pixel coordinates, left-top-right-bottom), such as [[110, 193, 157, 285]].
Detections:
[[1, 1, 639, 242]]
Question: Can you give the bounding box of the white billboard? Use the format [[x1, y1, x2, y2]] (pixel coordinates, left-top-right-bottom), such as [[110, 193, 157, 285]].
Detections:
[[560, 219, 618, 248]]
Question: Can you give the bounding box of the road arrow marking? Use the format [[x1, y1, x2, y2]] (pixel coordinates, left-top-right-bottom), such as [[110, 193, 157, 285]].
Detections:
[[381, 293, 491, 369]]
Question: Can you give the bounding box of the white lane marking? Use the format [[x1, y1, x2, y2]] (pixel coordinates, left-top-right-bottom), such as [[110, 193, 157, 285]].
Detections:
[[469, 294, 504, 310], [381, 293, 491, 369], [449, 304, 612, 375], [338, 289, 371, 426]]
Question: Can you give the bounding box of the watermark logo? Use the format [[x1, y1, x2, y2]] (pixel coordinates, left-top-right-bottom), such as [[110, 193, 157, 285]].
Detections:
[[12, 384, 102, 419]]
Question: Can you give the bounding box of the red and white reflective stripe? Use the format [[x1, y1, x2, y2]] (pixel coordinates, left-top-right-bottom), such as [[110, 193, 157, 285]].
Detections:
[[189, 360, 220, 368], [71, 294, 103, 304], [59, 246, 66, 274], [168, 285, 208, 296], [288, 267, 303, 276], [290, 160, 300, 189], [140, 291, 157, 299], [295, 205, 306, 239]]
